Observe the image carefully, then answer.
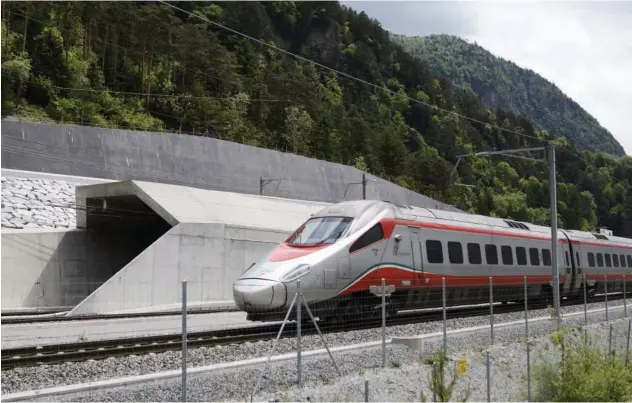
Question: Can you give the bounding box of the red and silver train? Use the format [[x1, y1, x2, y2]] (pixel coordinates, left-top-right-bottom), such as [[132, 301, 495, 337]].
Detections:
[[233, 200, 632, 322]]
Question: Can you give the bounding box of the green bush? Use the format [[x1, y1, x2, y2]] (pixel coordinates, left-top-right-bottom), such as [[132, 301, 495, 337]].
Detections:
[[420, 350, 470, 402], [531, 325, 632, 402]]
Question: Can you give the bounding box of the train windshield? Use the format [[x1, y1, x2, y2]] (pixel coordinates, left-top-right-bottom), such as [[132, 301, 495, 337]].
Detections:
[[287, 217, 353, 245]]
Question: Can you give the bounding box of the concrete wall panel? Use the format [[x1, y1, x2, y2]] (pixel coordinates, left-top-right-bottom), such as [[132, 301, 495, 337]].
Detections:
[[1, 229, 118, 311], [67, 222, 290, 315], [2, 121, 460, 212]]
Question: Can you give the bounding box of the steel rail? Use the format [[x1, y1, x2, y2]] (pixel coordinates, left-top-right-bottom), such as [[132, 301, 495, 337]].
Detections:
[[1, 294, 623, 369], [0, 305, 509, 369], [1, 307, 238, 325]]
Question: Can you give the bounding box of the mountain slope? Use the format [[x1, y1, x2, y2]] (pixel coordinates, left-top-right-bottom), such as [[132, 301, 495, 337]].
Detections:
[[2, 2, 632, 235], [392, 34, 625, 157]]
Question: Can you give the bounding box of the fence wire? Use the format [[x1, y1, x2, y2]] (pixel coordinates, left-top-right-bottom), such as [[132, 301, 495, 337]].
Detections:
[[3, 275, 631, 402]]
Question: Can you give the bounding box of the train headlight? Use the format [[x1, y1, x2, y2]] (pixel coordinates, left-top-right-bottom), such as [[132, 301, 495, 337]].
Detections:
[[281, 264, 311, 283]]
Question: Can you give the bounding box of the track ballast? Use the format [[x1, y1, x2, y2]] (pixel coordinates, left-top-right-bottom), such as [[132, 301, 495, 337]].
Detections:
[[1, 294, 622, 369]]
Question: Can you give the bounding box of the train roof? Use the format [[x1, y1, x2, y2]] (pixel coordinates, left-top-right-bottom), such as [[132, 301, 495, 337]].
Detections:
[[562, 229, 632, 247], [312, 199, 632, 245]]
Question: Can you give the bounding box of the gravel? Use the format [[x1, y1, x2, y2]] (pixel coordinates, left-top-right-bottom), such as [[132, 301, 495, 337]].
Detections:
[[2, 299, 628, 399], [1, 177, 77, 229], [18, 305, 631, 402]]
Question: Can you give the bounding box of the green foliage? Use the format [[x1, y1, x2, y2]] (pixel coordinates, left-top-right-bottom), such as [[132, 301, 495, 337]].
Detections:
[[2, 1, 631, 236], [531, 326, 632, 401], [393, 34, 625, 157], [420, 350, 471, 402]]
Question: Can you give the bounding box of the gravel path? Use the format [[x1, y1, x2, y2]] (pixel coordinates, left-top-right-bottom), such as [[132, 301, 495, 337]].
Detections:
[[1, 177, 76, 229], [2, 299, 627, 398]]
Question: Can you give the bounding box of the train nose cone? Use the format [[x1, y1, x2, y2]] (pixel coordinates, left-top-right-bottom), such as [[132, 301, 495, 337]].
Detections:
[[233, 279, 287, 312]]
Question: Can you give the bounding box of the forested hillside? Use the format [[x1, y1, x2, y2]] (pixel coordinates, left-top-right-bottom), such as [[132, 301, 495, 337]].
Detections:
[[2, 1, 632, 236], [392, 34, 625, 157]]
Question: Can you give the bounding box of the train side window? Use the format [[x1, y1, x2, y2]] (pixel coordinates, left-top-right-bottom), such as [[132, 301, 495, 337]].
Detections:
[[564, 252, 569, 266], [542, 249, 551, 266], [628, 255, 632, 267], [576, 252, 581, 267], [467, 243, 482, 264], [605, 254, 612, 267], [597, 253, 604, 267], [529, 248, 540, 266], [501, 245, 513, 265], [588, 253, 595, 267], [516, 247, 527, 266], [621, 254, 627, 268], [485, 244, 498, 265], [426, 240, 444, 264], [349, 223, 384, 253], [613, 254, 620, 268], [448, 242, 464, 264], [576, 252, 582, 274]]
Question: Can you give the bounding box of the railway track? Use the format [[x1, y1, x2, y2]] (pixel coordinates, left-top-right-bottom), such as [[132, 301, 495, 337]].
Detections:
[[0, 307, 238, 325], [2, 295, 624, 369]]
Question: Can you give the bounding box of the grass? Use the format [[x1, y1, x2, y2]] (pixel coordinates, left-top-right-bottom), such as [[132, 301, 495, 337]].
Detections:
[[530, 323, 632, 402]]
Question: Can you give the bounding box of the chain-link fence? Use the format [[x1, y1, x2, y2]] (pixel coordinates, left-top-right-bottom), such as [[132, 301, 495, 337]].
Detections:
[[2, 275, 631, 402]]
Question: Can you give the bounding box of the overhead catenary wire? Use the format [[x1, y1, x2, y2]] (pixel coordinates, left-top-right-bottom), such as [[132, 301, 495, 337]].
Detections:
[[4, 8, 318, 100], [160, 1, 597, 163], [1, 74, 288, 103], [158, 1, 548, 145]]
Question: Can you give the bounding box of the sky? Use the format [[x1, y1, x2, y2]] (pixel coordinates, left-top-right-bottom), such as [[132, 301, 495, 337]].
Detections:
[[342, 1, 632, 155]]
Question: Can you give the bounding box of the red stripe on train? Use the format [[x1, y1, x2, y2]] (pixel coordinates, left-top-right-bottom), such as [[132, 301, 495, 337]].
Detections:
[[340, 267, 631, 295], [268, 243, 328, 262]]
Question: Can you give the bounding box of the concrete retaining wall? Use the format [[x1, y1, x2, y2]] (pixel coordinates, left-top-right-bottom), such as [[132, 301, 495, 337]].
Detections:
[[1, 229, 120, 311], [69, 223, 287, 315], [1, 121, 460, 211]]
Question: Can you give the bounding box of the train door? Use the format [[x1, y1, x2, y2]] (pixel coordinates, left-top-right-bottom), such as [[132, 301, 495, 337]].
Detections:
[[409, 227, 424, 284], [562, 245, 573, 293], [572, 244, 583, 290]]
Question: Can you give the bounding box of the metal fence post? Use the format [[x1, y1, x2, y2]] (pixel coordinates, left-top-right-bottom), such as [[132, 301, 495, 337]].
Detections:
[[486, 350, 491, 402], [609, 323, 614, 360], [297, 280, 302, 387], [605, 275, 609, 322], [626, 319, 631, 365], [182, 280, 187, 403], [624, 274, 627, 317], [442, 277, 447, 354], [525, 276, 531, 402], [364, 378, 369, 402], [381, 278, 386, 368], [527, 343, 531, 402], [524, 276, 529, 338], [583, 274, 588, 327], [432, 365, 437, 402], [489, 277, 494, 345]]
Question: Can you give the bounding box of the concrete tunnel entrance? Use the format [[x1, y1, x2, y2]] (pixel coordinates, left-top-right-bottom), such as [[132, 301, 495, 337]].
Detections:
[[83, 195, 172, 281], [66, 179, 327, 315]]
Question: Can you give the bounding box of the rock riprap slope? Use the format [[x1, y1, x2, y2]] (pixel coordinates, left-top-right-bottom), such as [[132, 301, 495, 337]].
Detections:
[[1, 177, 76, 229]]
